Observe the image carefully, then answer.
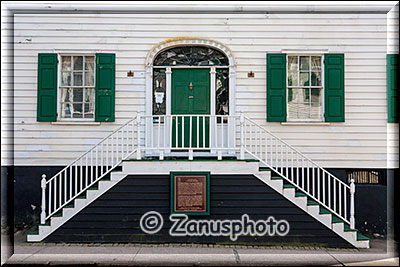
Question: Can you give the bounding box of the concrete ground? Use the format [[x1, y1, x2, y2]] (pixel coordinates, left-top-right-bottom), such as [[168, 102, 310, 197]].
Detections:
[[1, 231, 399, 266]]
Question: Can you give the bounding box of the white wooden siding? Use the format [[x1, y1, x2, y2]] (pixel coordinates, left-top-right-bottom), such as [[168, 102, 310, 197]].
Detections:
[[387, 3, 399, 169], [1, 4, 398, 168]]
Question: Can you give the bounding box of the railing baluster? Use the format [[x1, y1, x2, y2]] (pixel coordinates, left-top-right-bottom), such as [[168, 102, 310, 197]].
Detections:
[[334, 178, 336, 213], [203, 115, 206, 148], [339, 182, 342, 217], [49, 180, 52, 215], [63, 169, 67, 204], [80, 157, 83, 190], [182, 116, 185, 148], [75, 162, 77, 196], [158, 116, 161, 150], [40, 175, 46, 224], [328, 173, 331, 209]]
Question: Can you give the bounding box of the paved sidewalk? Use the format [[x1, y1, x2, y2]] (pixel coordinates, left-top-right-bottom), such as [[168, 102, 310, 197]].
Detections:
[[2, 233, 399, 266]]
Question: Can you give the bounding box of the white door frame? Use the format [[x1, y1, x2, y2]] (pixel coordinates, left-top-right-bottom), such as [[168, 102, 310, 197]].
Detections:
[[144, 38, 236, 155]]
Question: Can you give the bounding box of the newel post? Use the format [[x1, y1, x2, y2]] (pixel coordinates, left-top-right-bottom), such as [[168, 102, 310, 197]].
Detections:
[[239, 112, 245, 160], [350, 178, 355, 229], [40, 174, 47, 224], [136, 111, 142, 160]]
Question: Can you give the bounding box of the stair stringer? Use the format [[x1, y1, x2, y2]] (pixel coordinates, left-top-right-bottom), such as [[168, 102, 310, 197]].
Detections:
[[27, 172, 128, 242], [254, 171, 369, 249]]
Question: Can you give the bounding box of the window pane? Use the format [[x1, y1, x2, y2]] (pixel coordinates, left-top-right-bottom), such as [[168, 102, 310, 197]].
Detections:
[[311, 56, 321, 70], [62, 56, 71, 71], [84, 71, 94, 86], [216, 68, 229, 115], [300, 56, 309, 70], [61, 103, 72, 118], [73, 88, 83, 102], [310, 89, 322, 119], [84, 103, 94, 118], [61, 72, 71, 86], [311, 71, 321, 86], [153, 46, 228, 66], [84, 88, 95, 103], [73, 72, 83, 86], [72, 104, 83, 118], [73, 56, 83, 70], [288, 56, 298, 86], [61, 88, 72, 103], [85, 56, 95, 71], [152, 69, 166, 115], [300, 72, 309, 86]]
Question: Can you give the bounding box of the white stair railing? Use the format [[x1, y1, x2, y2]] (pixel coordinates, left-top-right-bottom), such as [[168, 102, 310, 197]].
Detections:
[[240, 115, 355, 228], [137, 115, 240, 160], [40, 117, 138, 224], [39, 113, 355, 230]]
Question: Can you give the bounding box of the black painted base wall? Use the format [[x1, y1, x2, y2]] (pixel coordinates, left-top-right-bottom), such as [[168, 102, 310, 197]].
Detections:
[[42, 174, 351, 247], [5, 166, 396, 243]]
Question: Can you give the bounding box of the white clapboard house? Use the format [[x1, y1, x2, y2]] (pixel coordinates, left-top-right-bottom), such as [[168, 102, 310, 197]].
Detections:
[[2, 2, 398, 248]]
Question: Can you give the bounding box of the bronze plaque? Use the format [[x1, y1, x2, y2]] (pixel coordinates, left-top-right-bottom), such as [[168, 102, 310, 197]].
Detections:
[[174, 176, 206, 212]]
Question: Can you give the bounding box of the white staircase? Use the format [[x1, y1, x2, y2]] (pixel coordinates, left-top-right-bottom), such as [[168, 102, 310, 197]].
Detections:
[[27, 114, 370, 248]]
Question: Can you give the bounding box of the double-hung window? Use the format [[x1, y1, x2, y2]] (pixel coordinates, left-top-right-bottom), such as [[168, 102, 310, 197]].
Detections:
[[287, 55, 323, 122], [59, 55, 95, 120]]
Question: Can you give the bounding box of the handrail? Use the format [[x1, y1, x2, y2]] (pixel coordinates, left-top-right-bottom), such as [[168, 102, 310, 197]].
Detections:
[[243, 116, 350, 189], [41, 116, 138, 223], [241, 115, 354, 227], [40, 113, 355, 229]]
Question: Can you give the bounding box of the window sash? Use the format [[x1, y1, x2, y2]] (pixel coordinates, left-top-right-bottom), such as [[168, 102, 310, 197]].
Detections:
[[58, 54, 96, 121], [286, 55, 324, 122]]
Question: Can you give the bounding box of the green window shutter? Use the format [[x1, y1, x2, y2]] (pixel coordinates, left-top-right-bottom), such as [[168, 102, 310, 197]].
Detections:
[[95, 53, 115, 122], [387, 54, 398, 123], [37, 53, 58, 122], [267, 53, 287, 122], [324, 54, 345, 122]]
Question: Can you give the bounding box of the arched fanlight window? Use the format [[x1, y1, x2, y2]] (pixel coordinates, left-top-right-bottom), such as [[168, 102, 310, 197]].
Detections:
[[152, 46, 229, 116], [154, 46, 229, 66]]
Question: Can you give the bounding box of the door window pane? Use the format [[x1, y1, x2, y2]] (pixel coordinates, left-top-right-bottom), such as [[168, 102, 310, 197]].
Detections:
[[152, 69, 166, 115], [216, 68, 229, 116]]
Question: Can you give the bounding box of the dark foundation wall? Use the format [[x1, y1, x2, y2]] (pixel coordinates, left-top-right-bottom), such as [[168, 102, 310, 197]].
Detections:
[[9, 166, 391, 239], [45, 174, 351, 247], [12, 166, 64, 230]]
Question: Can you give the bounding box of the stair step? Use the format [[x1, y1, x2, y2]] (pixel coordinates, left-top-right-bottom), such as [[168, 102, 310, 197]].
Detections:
[[357, 232, 370, 241], [319, 207, 332, 214], [27, 230, 39, 235], [39, 222, 51, 226], [52, 212, 62, 217], [307, 200, 319, 206], [344, 223, 358, 232], [271, 176, 283, 180], [295, 192, 307, 197], [88, 186, 98, 190], [64, 204, 74, 208], [100, 177, 111, 181], [76, 192, 87, 199], [259, 167, 271, 171], [283, 184, 296, 189], [331, 215, 345, 224]]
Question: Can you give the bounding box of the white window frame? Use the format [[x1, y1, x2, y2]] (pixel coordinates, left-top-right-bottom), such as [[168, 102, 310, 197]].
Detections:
[[57, 54, 96, 122], [286, 54, 325, 122]]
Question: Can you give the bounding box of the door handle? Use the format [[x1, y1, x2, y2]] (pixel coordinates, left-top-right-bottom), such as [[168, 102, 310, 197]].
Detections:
[[188, 96, 194, 99]]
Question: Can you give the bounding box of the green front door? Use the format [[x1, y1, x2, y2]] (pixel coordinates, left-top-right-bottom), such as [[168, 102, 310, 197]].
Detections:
[[171, 68, 210, 149]]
